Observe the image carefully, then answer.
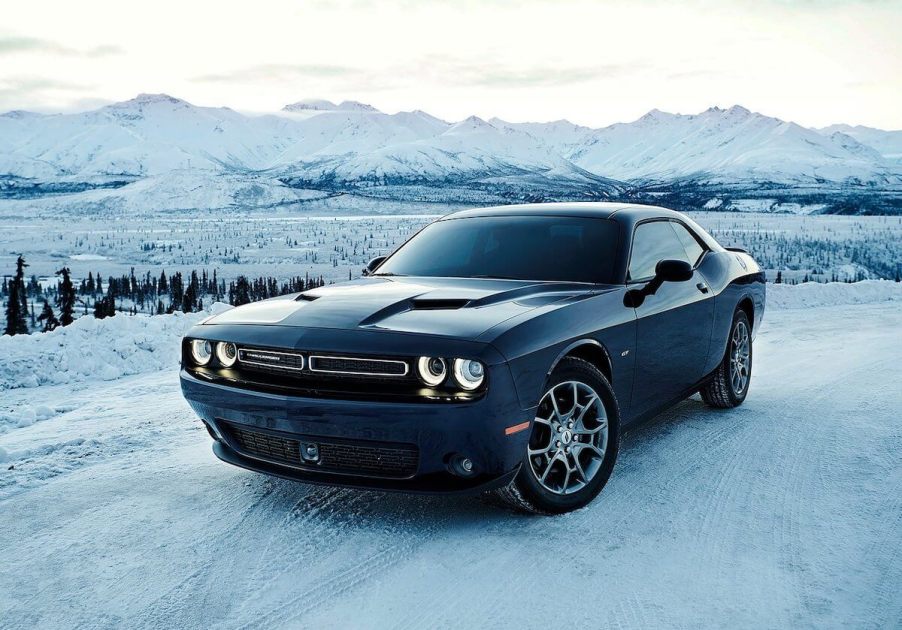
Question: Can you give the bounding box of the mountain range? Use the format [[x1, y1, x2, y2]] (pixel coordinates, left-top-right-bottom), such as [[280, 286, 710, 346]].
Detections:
[[1, 94, 900, 214]]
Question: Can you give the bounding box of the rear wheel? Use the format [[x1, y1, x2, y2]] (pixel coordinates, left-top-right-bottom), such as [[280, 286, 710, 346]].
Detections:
[[700, 309, 752, 408], [494, 357, 620, 514]]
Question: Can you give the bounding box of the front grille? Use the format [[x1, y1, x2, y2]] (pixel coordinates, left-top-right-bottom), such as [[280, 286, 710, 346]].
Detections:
[[238, 348, 305, 373], [224, 423, 419, 478], [309, 355, 408, 376], [234, 346, 409, 380]]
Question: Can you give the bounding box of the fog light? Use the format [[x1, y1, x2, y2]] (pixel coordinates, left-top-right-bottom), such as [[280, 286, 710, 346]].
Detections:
[[449, 454, 477, 477]]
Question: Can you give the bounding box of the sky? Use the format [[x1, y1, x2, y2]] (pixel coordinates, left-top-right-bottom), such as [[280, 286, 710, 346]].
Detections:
[[1, 0, 900, 129]]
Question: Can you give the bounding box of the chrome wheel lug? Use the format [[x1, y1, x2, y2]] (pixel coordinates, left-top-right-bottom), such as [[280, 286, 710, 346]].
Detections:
[[555, 440, 561, 448]]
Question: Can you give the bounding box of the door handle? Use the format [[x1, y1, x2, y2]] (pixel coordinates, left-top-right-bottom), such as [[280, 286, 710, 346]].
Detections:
[[696, 282, 709, 294]]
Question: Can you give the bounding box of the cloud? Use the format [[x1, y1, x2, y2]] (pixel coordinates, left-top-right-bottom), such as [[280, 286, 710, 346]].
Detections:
[[0, 77, 92, 93], [194, 57, 641, 92], [195, 64, 364, 83], [0, 35, 121, 57], [0, 77, 95, 111], [436, 62, 641, 88]]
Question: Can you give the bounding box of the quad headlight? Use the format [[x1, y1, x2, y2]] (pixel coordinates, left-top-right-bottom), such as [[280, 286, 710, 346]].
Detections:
[[190, 339, 213, 366], [417, 356, 485, 390], [216, 342, 238, 367], [416, 356, 447, 386], [452, 358, 485, 391]]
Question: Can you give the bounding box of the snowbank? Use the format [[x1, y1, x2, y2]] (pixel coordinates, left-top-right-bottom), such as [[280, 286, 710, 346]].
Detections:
[[0, 303, 231, 391], [767, 279, 902, 310]]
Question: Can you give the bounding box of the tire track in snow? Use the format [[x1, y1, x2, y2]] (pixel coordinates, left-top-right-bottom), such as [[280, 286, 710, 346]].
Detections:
[[384, 407, 750, 629], [231, 497, 455, 630], [771, 356, 896, 623]]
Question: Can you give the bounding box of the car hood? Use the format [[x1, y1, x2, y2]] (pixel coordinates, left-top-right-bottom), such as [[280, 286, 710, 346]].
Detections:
[[203, 276, 610, 341]]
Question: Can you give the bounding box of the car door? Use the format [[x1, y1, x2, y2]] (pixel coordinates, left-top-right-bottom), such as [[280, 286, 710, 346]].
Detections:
[[627, 220, 715, 417]]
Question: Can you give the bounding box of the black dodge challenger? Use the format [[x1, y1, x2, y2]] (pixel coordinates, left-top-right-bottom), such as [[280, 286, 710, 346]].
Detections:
[[181, 203, 765, 513]]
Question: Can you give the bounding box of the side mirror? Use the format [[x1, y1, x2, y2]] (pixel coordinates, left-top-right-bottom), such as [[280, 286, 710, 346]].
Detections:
[[624, 259, 693, 307], [655, 259, 693, 283], [362, 256, 386, 276]]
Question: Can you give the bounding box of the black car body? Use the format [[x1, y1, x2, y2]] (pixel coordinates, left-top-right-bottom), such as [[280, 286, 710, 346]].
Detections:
[[181, 203, 765, 513]]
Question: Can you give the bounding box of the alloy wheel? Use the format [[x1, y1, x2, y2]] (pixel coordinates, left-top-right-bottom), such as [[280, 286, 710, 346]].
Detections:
[[730, 320, 751, 395], [527, 381, 609, 495]]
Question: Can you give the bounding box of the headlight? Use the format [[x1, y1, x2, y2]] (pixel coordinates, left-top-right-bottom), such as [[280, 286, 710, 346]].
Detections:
[[216, 342, 238, 367], [452, 358, 485, 390], [190, 339, 213, 366], [416, 356, 447, 386]]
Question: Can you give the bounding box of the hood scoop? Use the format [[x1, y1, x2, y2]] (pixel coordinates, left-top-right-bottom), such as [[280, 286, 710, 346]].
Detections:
[[296, 294, 320, 302], [410, 298, 471, 310]]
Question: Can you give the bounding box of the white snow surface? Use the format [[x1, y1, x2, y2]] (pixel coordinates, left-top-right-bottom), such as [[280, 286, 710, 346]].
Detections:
[[0, 283, 900, 628], [767, 279, 902, 309], [0, 302, 231, 392]]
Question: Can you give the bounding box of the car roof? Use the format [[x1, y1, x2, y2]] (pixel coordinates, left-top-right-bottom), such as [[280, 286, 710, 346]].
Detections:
[[442, 201, 723, 258], [443, 202, 686, 223]]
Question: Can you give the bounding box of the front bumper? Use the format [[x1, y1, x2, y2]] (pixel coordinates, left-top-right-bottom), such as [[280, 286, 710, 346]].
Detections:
[[180, 365, 534, 494]]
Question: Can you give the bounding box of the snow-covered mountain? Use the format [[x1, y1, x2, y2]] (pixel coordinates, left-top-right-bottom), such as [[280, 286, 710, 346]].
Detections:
[[0, 94, 308, 177], [283, 99, 380, 113], [818, 124, 902, 165], [497, 106, 898, 186], [1, 94, 900, 213]]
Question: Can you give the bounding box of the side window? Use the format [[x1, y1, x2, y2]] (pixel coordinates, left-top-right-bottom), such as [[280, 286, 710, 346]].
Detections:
[[671, 222, 705, 265], [628, 221, 691, 281]]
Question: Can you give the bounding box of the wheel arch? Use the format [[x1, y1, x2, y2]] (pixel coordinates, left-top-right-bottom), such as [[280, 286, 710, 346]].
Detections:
[[737, 295, 755, 328], [548, 339, 614, 385]]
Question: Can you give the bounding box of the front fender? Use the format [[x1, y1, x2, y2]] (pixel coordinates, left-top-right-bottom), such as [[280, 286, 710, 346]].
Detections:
[[483, 288, 637, 415]]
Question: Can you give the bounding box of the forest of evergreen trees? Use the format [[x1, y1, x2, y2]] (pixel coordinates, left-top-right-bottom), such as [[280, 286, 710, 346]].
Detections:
[[2, 249, 898, 336], [2, 255, 325, 336]]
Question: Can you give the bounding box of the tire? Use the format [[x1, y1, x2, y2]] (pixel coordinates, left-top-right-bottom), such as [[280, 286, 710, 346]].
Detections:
[[493, 357, 620, 515], [700, 308, 752, 409]]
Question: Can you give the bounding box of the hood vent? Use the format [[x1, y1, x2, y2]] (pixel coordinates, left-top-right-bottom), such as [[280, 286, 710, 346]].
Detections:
[[410, 298, 471, 310], [296, 294, 320, 302]]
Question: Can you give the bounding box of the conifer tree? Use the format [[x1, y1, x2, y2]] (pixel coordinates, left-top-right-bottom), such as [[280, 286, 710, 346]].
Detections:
[[18, 258, 28, 315], [37, 300, 60, 332], [4, 255, 29, 335], [56, 267, 77, 327]]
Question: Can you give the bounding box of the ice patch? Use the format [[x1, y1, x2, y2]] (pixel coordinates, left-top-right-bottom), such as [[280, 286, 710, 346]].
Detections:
[[69, 254, 109, 261]]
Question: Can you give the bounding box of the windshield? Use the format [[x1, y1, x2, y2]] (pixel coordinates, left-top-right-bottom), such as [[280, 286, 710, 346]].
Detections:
[[375, 215, 619, 283]]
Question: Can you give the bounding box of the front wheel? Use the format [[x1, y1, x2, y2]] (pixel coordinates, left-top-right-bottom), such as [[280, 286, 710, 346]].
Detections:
[[494, 357, 620, 514], [700, 308, 753, 408]]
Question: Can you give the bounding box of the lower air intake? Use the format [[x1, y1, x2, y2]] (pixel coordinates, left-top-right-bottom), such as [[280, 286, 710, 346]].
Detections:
[[223, 423, 419, 479]]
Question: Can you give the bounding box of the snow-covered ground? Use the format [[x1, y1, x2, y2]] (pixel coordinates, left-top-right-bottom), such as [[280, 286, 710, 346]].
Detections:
[[1, 283, 900, 628]]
